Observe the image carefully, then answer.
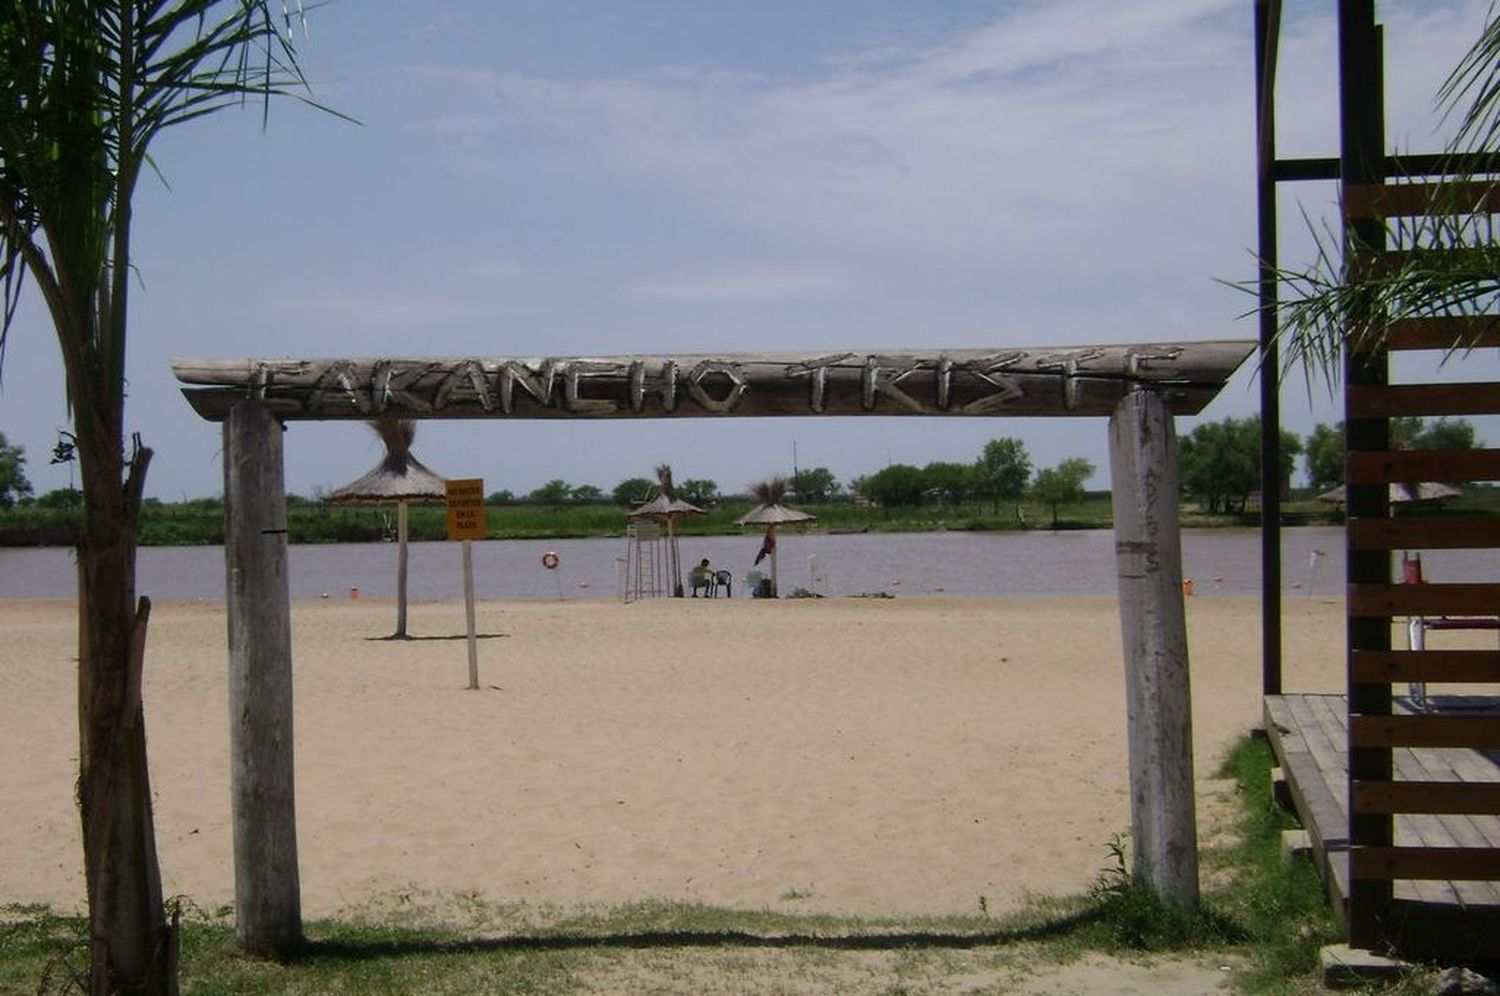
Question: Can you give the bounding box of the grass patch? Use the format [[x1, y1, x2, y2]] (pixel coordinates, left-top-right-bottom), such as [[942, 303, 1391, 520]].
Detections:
[[1, 735, 1372, 994]]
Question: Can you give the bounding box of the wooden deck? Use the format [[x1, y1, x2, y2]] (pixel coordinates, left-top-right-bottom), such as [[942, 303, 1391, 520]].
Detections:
[[1263, 693, 1500, 958]]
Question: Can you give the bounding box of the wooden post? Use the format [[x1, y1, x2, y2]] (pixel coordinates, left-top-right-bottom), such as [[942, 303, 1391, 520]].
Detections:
[[463, 539, 479, 690], [396, 499, 410, 638], [222, 401, 302, 955], [1108, 388, 1199, 909]]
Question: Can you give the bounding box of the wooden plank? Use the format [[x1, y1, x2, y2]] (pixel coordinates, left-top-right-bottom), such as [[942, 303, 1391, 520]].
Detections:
[[1349, 582, 1500, 618], [1265, 697, 1352, 889], [1109, 390, 1198, 908], [1353, 650, 1500, 683], [1353, 781, 1500, 814], [171, 343, 1256, 422], [223, 402, 303, 956], [1351, 715, 1500, 749], [1386, 317, 1500, 351], [1348, 448, 1500, 484], [1351, 846, 1500, 881], [1344, 180, 1500, 218], [1348, 516, 1500, 551], [1349, 383, 1500, 418]]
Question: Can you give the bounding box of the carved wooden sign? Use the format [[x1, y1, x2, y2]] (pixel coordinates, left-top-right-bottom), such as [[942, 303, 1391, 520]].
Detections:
[[174, 342, 1253, 422]]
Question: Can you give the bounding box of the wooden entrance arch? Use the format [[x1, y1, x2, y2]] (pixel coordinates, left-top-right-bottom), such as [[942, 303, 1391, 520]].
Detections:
[[175, 340, 1251, 954]]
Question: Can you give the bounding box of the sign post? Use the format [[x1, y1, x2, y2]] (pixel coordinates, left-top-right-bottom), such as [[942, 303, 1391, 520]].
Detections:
[[445, 478, 487, 690]]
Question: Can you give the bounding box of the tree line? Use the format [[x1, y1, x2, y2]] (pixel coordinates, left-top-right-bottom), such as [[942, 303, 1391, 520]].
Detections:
[[4, 415, 1484, 527]]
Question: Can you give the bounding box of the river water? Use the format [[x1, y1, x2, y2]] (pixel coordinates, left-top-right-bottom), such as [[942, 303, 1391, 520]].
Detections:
[[4, 526, 1491, 602]]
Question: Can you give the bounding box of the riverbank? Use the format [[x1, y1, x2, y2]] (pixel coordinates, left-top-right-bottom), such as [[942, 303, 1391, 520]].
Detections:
[[0, 490, 1363, 547], [1, 593, 1348, 923]]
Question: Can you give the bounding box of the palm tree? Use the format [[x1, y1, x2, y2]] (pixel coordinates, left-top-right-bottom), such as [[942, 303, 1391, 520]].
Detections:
[[1268, 9, 1500, 378], [0, 4, 327, 990]]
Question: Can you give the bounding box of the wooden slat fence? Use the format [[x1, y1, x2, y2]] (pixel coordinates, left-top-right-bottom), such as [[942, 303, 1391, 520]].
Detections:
[[1343, 174, 1500, 954]]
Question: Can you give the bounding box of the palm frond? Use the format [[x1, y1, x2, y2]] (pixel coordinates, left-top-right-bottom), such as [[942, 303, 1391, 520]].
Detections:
[[749, 476, 788, 505], [655, 463, 676, 501]]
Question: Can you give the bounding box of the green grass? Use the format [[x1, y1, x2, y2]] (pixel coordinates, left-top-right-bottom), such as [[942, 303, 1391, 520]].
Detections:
[[5, 734, 1417, 995]]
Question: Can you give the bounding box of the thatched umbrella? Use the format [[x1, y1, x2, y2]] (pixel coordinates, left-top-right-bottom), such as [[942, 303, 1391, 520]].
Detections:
[[1317, 482, 1462, 504], [627, 464, 705, 596], [329, 418, 447, 637], [734, 477, 815, 597]]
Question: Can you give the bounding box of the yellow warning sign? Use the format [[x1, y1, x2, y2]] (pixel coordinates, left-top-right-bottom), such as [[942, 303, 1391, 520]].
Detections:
[[445, 478, 487, 541]]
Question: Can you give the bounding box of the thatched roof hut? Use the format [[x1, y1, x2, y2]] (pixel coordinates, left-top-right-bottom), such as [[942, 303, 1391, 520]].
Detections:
[[626, 464, 704, 596], [329, 418, 448, 637], [735, 477, 815, 597]]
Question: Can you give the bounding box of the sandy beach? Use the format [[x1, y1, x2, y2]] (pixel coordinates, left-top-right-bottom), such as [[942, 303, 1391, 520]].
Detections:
[[1, 593, 1348, 922]]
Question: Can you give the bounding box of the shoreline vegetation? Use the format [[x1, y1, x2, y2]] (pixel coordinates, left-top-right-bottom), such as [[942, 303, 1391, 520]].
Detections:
[[2, 487, 1497, 548]]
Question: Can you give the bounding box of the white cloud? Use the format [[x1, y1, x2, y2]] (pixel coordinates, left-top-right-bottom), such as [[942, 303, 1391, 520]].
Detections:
[[276, 293, 492, 327], [462, 258, 525, 280], [632, 261, 861, 301], [405, 0, 1261, 289]]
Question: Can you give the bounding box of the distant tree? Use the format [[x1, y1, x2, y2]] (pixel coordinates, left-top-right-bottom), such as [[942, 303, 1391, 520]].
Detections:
[[486, 489, 516, 505], [528, 479, 573, 505], [36, 487, 83, 510], [0, 431, 32, 507], [612, 477, 656, 506], [1305, 422, 1345, 492], [975, 437, 1031, 516], [920, 460, 976, 506], [791, 467, 840, 503], [1410, 417, 1478, 451], [678, 478, 719, 505], [1030, 458, 1094, 528], [861, 463, 926, 507], [1179, 417, 1300, 514], [570, 484, 605, 504]]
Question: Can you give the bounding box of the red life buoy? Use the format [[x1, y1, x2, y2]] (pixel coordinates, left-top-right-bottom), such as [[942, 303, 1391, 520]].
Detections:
[[541, 550, 560, 570]]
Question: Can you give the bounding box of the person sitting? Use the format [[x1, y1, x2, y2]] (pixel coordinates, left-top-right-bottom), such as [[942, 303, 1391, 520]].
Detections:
[[687, 558, 713, 597]]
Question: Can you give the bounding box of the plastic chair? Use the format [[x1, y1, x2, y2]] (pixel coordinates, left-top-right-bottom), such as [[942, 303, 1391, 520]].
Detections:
[[710, 569, 732, 598]]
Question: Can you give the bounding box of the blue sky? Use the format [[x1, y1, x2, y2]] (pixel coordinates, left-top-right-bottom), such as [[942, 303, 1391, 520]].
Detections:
[[1, 0, 1495, 500]]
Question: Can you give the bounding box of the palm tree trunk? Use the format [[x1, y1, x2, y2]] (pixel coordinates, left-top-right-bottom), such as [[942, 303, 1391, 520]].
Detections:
[[75, 416, 173, 995]]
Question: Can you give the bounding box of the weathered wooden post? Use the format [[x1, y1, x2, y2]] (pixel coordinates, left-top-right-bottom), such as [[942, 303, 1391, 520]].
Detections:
[[1108, 388, 1199, 908], [223, 401, 302, 955]]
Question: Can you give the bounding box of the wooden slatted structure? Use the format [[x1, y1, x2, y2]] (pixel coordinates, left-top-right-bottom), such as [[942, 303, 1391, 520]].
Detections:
[[1339, 91, 1500, 959], [1263, 694, 1500, 957], [1256, 0, 1500, 959]]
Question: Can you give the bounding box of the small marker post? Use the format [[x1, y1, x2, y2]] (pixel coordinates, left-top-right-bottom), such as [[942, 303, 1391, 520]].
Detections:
[[445, 478, 487, 690]]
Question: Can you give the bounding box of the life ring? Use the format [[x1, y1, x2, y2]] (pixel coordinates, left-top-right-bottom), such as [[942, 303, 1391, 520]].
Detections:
[[541, 550, 560, 570]]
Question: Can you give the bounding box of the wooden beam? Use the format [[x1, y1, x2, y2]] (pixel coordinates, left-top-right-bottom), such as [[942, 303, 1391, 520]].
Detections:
[[1349, 383, 1500, 418], [1348, 516, 1500, 550], [1351, 715, 1500, 750], [1352, 846, 1500, 881], [1385, 317, 1500, 351], [223, 401, 302, 956], [1109, 389, 1199, 909], [1344, 180, 1500, 218], [1348, 582, 1500, 617], [172, 343, 1254, 422], [1352, 649, 1500, 684], [1353, 781, 1500, 816], [1348, 448, 1500, 484]]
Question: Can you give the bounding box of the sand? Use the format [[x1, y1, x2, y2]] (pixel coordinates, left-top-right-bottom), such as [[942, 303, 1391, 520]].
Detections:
[[0, 593, 1348, 922]]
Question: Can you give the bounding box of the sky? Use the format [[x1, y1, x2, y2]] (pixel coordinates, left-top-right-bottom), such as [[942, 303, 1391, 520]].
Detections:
[[1, 0, 1496, 501]]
